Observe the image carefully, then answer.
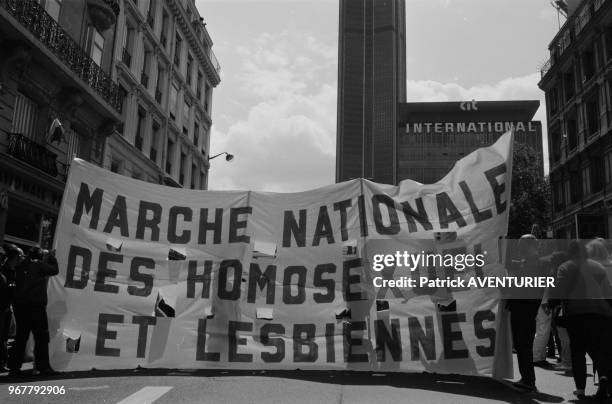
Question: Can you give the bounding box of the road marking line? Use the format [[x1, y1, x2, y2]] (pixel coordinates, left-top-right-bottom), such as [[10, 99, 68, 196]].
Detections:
[[116, 386, 173, 404]]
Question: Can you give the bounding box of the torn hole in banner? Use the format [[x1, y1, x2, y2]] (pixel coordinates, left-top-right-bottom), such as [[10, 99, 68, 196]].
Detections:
[[63, 329, 81, 353], [204, 306, 214, 319], [155, 292, 175, 318], [342, 240, 358, 257], [168, 247, 187, 282], [252, 240, 277, 260], [335, 308, 351, 320], [105, 237, 123, 252], [256, 307, 273, 320], [376, 300, 390, 312]]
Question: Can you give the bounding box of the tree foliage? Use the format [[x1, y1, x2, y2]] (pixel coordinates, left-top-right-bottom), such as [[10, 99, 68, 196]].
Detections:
[[507, 142, 551, 239]]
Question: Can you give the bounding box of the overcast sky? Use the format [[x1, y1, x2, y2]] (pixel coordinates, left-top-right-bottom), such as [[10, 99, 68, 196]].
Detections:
[[196, 0, 562, 192]]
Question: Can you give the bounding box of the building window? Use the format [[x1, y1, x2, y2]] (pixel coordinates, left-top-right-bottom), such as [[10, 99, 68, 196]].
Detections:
[[605, 152, 612, 184], [193, 121, 199, 147], [566, 109, 578, 151], [142, 49, 151, 88], [585, 91, 600, 137], [174, 32, 182, 67], [570, 171, 581, 204], [563, 68, 574, 102], [42, 0, 62, 22], [548, 86, 559, 116], [186, 54, 193, 85], [550, 124, 561, 163], [582, 47, 595, 82], [135, 108, 145, 151], [179, 152, 186, 185], [200, 170, 206, 190], [191, 163, 197, 189], [155, 65, 164, 103], [110, 158, 121, 173], [118, 85, 129, 134], [161, 11, 169, 47], [166, 138, 174, 174], [146, 0, 155, 28], [11, 92, 39, 139], [582, 166, 591, 196], [197, 71, 203, 99], [87, 27, 105, 66], [169, 81, 179, 120], [204, 83, 211, 112], [123, 25, 135, 67], [150, 121, 159, 162], [554, 181, 564, 212], [183, 98, 190, 134], [591, 157, 604, 193]]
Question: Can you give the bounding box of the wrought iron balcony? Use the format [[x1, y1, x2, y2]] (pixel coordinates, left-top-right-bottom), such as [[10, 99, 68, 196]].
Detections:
[[2, 0, 123, 113], [7, 133, 62, 178]]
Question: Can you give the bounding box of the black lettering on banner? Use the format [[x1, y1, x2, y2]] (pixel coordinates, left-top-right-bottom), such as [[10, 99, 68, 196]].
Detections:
[[282, 209, 306, 247], [474, 310, 496, 357], [196, 319, 220, 361], [65, 245, 91, 289], [484, 163, 507, 214], [312, 206, 335, 246], [187, 260, 213, 299], [136, 201, 162, 241], [293, 324, 317, 362], [343, 321, 369, 362], [408, 316, 436, 360], [441, 312, 469, 359], [72, 182, 103, 229], [325, 323, 335, 363], [333, 199, 351, 242], [313, 263, 335, 303], [94, 252, 122, 294], [261, 323, 285, 363], [374, 319, 402, 362], [436, 192, 467, 229], [229, 207, 252, 243], [218, 260, 242, 300], [283, 266, 306, 304], [168, 206, 192, 244], [357, 195, 368, 237], [343, 258, 365, 301], [132, 316, 156, 358], [228, 321, 253, 362], [102, 195, 129, 236], [95, 313, 123, 357], [401, 198, 433, 232], [459, 181, 493, 223], [128, 257, 155, 297], [247, 263, 276, 304], [372, 195, 400, 235], [198, 208, 223, 244]]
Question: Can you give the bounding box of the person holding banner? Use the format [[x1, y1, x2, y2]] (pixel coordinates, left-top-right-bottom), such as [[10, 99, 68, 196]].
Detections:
[[506, 235, 542, 392], [8, 247, 58, 377]]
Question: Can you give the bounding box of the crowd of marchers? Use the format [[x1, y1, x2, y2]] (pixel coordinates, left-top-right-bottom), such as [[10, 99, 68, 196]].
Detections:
[[507, 236, 612, 401]]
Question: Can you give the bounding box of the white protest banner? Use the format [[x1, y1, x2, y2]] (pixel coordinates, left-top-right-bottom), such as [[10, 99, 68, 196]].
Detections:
[[48, 131, 514, 377]]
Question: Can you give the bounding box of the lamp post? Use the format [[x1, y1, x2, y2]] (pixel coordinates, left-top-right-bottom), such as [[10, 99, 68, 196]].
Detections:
[[208, 152, 234, 162]]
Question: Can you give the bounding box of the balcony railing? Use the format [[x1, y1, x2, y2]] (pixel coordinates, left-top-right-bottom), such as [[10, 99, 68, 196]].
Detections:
[[155, 89, 162, 103], [7, 133, 65, 179], [540, 58, 552, 78], [147, 13, 154, 29], [2, 0, 123, 113], [208, 48, 221, 75]]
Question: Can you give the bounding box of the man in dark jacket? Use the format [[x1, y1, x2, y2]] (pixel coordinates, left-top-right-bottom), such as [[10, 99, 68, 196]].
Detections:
[[0, 243, 23, 373], [8, 247, 58, 376]]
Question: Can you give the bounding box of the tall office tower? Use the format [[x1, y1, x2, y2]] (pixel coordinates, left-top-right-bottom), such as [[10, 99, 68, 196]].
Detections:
[[336, 0, 406, 185]]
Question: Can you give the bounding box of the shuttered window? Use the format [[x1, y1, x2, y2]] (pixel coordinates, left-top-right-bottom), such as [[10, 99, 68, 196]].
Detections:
[[11, 92, 39, 139]]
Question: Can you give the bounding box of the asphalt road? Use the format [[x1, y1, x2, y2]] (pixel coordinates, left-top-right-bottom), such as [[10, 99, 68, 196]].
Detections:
[[0, 358, 598, 404]]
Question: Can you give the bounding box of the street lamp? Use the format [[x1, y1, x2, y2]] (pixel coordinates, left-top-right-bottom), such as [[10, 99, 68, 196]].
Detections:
[[208, 152, 234, 162]]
